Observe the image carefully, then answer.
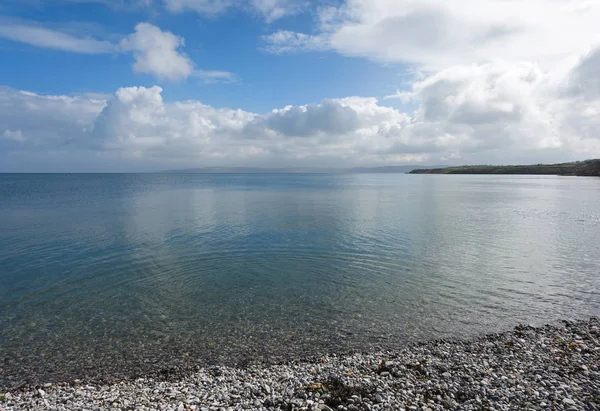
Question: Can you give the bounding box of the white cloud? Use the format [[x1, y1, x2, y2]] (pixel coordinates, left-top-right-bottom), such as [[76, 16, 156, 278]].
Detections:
[[0, 86, 107, 171], [262, 30, 327, 54], [249, 0, 305, 23], [563, 46, 600, 100], [0, 20, 231, 82], [258, 100, 362, 137], [91, 85, 259, 162], [387, 62, 562, 158], [118, 23, 195, 81], [163, 0, 231, 15], [2, 45, 600, 171], [257, 0, 600, 166], [2, 0, 599, 171], [0, 22, 114, 54], [2, 129, 25, 143], [195, 70, 237, 84], [264, 0, 600, 70], [53, 0, 153, 10], [163, 0, 303, 21]]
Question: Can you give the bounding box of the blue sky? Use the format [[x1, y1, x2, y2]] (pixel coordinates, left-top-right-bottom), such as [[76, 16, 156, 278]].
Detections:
[[0, 0, 404, 112], [0, 0, 599, 171]]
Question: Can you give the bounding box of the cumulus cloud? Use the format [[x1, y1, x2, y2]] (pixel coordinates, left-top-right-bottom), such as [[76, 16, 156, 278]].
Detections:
[[118, 23, 195, 81], [258, 0, 600, 165], [258, 100, 361, 137], [263, 0, 600, 70], [387, 62, 564, 159], [91, 86, 259, 161], [3, 40, 600, 172], [563, 46, 600, 100], [0, 86, 106, 148], [2, 0, 599, 171]]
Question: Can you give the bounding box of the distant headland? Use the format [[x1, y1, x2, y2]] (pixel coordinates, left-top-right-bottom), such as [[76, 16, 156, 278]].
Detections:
[[159, 160, 600, 176], [409, 159, 600, 177], [160, 165, 438, 174]]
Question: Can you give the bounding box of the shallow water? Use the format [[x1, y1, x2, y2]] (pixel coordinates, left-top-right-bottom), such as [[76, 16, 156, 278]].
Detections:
[[1, 173, 599, 387]]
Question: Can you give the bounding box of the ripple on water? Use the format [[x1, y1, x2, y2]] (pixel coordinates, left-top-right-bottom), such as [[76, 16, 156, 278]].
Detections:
[[1, 173, 600, 388]]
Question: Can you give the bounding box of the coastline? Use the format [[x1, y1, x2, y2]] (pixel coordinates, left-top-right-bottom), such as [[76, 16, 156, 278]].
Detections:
[[409, 159, 600, 177], [2, 318, 598, 410]]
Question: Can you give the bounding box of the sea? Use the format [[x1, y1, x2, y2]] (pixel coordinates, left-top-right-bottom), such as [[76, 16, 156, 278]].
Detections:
[[1, 173, 599, 388]]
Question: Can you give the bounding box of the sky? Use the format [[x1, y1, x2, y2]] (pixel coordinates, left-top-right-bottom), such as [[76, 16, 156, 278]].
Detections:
[[0, 0, 599, 172]]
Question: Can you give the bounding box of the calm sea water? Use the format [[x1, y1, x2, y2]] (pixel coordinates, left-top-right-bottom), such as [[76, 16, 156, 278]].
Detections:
[[1, 173, 599, 387]]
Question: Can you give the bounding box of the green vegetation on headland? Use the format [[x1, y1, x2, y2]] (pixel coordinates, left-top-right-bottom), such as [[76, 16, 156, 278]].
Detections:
[[409, 159, 600, 176]]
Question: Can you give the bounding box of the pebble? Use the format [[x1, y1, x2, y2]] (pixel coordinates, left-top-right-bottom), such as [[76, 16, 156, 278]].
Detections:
[[1, 318, 598, 410]]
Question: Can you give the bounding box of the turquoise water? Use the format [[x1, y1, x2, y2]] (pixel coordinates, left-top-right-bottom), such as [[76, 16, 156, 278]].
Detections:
[[1, 173, 599, 387]]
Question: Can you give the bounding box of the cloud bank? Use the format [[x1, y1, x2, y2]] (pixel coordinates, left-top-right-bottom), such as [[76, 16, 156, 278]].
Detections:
[[2, 44, 599, 171]]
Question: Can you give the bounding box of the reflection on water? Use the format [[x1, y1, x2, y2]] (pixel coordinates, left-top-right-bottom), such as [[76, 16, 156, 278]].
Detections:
[[1, 173, 599, 386]]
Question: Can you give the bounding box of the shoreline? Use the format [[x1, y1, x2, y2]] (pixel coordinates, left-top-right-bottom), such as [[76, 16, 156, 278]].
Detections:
[[2, 318, 598, 410], [408, 159, 600, 176]]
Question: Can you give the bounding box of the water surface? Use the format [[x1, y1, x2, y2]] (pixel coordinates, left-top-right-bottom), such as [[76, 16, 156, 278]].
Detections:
[[1, 173, 599, 387]]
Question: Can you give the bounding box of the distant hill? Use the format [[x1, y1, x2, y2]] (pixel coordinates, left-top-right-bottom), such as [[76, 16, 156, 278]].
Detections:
[[409, 159, 600, 177], [347, 166, 444, 173], [160, 165, 440, 174]]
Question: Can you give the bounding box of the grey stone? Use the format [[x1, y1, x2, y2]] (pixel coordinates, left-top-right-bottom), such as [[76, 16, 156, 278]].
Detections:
[[2, 319, 599, 411]]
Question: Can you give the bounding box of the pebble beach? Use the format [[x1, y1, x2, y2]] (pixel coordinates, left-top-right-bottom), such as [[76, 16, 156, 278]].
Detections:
[[2, 318, 598, 410]]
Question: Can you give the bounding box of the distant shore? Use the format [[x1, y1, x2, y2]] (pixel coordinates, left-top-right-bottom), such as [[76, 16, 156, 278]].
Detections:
[[3, 318, 598, 410], [410, 159, 600, 177]]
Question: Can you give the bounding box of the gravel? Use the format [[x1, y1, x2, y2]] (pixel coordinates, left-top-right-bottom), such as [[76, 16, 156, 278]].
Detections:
[[1, 318, 599, 410]]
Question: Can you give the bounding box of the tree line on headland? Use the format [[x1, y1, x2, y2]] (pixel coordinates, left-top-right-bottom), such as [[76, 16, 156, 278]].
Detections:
[[409, 159, 600, 176]]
